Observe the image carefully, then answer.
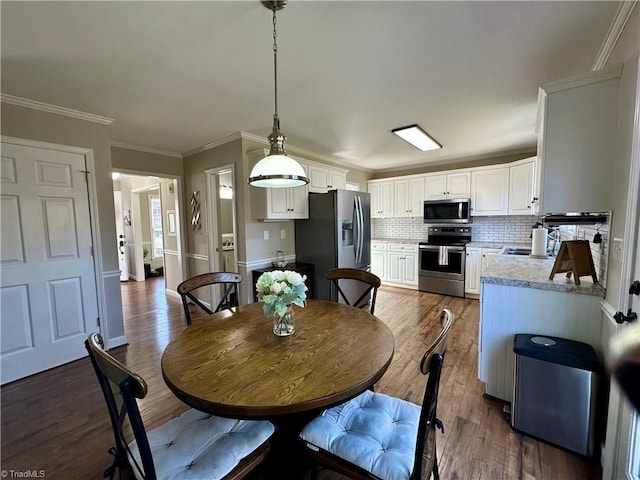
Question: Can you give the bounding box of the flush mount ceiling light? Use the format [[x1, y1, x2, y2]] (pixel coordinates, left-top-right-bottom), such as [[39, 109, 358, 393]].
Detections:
[[248, 0, 309, 189], [392, 124, 442, 152]]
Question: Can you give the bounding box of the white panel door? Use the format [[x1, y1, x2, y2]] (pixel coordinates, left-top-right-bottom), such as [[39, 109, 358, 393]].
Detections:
[[0, 143, 99, 384]]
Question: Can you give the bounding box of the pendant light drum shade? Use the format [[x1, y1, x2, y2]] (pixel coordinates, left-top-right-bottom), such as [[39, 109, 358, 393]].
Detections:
[[249, 154, 309, 188]]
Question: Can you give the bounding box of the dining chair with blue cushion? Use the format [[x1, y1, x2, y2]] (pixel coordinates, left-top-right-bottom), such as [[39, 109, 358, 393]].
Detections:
[[177, 272, 242, 325], [85, 332, 275, 480], [299, 308, 454, 480]]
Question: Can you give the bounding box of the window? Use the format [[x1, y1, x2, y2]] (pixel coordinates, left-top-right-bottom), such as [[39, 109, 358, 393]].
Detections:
[[149, 195, 163, 259]]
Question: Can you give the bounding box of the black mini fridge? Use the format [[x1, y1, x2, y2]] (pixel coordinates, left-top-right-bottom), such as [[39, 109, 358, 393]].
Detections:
[[511, 334, 600, 456]]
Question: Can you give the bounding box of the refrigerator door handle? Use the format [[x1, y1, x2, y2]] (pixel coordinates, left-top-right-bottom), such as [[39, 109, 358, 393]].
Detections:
[[357, 195, 364, 265], [356, 195, 364, 264], [353, 196, 360, 264]]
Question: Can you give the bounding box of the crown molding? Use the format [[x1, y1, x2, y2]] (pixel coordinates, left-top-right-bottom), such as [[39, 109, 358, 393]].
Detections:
[[110, 141, 182, 158], [182, 132, 244, 157], [541, 66, 623, 95], [239, 131, 370, 173], [183, 130, 370, 173], [0, 93, 114, 125], [592, 1, 637, 71]]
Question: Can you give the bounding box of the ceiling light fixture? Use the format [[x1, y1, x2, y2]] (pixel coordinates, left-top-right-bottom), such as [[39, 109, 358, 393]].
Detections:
[[248, 0, 309, 189], [392, 124, 442, 152]]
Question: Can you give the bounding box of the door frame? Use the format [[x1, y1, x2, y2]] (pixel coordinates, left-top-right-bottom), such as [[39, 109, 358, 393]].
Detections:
[[112, 169, 187, 291], [610, 53, 640, 480], [205, 165, 237, 302], [131, 184, 160, 282], [1, 135, 107, 343]]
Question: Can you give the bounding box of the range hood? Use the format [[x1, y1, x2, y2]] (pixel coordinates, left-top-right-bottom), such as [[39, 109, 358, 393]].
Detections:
[[542, 212, 608, 226]]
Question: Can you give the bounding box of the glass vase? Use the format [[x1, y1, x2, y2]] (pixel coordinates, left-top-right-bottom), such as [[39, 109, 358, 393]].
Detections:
[[272, 305, 295, 336]]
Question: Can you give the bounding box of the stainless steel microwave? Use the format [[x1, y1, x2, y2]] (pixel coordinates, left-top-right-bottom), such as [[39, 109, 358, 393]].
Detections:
[[423, 198, 472, 224]]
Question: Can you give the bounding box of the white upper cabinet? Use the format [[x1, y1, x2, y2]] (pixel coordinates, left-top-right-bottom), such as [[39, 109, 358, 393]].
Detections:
[[248, 150, 309, 220], [537, 67, 620, 213], [471, 167, 509, 216], [425, 172, 471, 200], [308, 164, 347, 193], [394, 176, 425, 217], [509, 157, 537, 215], [369, 180, 394, 218]]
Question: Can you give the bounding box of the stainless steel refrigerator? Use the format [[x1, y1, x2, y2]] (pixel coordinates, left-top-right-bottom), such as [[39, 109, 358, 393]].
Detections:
[[295, 189, 371, 305]]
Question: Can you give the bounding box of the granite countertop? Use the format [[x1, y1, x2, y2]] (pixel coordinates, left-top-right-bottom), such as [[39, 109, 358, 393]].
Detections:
[[481, 254, 605, 297], [467, 241, 530, 249], [372, 238, 423, 244]]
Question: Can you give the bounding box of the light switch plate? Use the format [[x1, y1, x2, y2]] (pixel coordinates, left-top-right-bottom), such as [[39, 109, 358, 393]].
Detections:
[[264, 230, 269, 240], [281, 230, 286, 239], [612, 237, 623, 262]]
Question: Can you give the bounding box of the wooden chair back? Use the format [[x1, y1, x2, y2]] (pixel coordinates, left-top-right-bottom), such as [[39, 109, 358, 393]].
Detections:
[[177, 272, 242, 325], [85, 333, 155, 480], [325, 268, 381, 314], [411, 308, 455, 480]]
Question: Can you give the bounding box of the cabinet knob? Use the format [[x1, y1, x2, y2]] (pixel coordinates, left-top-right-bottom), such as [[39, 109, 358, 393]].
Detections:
[[328, 185, 332, 188], [527, 205, 531, 209]]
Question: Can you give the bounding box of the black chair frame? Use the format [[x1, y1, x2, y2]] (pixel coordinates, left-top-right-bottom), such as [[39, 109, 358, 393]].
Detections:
[[325, 268, 381, 315], [305, 309, 453, 480], [85, 333, 154, 480], [177, 272, 241, 325]]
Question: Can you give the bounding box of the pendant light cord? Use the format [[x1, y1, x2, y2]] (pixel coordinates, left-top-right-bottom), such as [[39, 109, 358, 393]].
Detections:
[[272, 5, 278, 120]]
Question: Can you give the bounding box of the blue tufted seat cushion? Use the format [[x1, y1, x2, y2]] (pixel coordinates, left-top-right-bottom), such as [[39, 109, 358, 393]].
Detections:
[[128, 408, 275, 480], [300, 389, 421, 480]]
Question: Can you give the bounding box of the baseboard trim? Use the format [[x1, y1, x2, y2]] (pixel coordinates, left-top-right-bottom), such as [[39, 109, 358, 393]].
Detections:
[[107, 335, 128, 350]]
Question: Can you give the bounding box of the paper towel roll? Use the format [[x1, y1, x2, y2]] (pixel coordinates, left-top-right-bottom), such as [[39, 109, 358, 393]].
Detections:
[[531, 228, 548, 256]]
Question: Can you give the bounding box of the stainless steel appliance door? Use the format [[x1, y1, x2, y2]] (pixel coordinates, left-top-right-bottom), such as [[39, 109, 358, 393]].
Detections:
[[337, 189, 357, 269], [357, 192, 371, 269], [423, 199, 471, 223], [419, 245, 465, 279], [334, 190, 372, 307]]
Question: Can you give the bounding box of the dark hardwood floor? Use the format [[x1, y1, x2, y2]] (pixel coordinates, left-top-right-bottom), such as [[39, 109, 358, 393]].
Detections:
[[1, 278, 601, 479]]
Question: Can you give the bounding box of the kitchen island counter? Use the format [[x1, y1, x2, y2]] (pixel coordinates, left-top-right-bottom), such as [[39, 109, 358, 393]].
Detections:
[[481, 254, 605, 297], [478, 253, 604, 403]]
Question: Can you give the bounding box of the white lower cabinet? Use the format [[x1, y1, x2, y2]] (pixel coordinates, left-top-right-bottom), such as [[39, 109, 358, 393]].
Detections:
[[387, 243, 418, 286], [465, 248, 481, 295], [465, 247, 500, 295], [371, 241, 417, 287], [371, 241, 388, 281]]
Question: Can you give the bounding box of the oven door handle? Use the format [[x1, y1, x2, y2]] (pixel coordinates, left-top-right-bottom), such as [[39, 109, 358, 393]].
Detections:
[[419, 245, 465, 252]]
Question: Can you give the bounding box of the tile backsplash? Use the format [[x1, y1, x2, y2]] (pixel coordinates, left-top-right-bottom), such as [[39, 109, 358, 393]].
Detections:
[[372, 215, 609, 286], [372, 215, 541, 242]]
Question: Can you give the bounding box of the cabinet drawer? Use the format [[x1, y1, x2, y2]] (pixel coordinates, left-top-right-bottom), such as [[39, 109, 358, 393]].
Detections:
[[388, 243, 418, 252], [372, 241, 388, 251]]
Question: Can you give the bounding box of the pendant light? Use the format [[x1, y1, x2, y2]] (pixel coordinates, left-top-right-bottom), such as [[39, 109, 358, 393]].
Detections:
[[248, 0, 309, 188]]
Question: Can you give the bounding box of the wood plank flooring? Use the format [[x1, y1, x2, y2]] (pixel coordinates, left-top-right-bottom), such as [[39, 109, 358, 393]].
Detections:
[[1, 279, 601, 479]]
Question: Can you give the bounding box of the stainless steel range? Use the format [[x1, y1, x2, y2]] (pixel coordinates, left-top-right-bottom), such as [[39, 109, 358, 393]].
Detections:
[[418, 226, 472, 297]]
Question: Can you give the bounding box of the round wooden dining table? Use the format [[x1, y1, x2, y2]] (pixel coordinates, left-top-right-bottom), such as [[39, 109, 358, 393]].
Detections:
[[161, 299, 395, 419]]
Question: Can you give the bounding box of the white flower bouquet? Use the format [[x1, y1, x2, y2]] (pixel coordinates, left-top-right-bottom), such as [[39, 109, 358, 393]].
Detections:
[[255, 270, 308, 318]]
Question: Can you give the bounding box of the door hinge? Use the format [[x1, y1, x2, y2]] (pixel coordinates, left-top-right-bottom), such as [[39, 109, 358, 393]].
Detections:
[[90, 246, 94, 256], [96, 317, 101, 327]]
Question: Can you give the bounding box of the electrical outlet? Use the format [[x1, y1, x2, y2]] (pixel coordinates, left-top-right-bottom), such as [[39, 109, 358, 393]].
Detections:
[[281, 229, 286, 239], [263, 230, 269, 240]]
